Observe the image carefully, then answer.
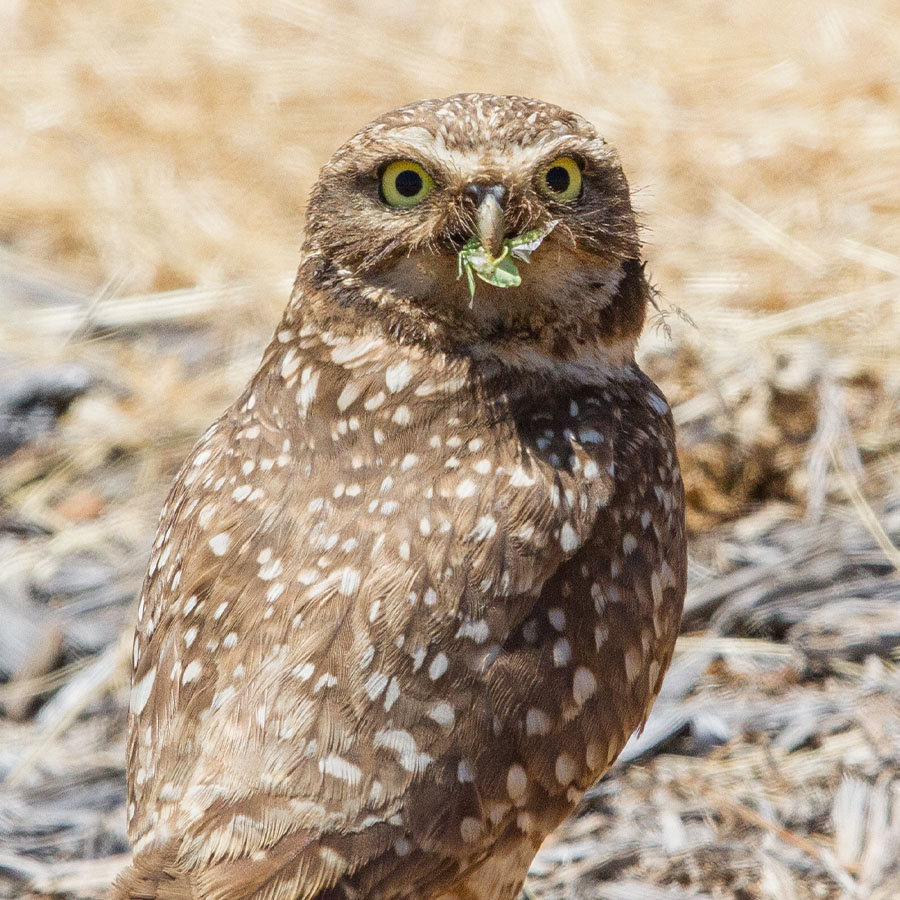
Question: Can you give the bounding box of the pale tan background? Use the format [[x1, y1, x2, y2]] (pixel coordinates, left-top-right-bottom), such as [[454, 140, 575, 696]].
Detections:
[[1, 2, 900, 898]]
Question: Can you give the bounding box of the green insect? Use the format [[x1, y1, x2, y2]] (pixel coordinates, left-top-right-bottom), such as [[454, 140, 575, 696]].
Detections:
[[457, 220, 557, 304]]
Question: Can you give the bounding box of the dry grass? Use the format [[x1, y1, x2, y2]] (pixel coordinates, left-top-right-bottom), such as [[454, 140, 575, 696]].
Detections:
[[2, 1, 900, 898]]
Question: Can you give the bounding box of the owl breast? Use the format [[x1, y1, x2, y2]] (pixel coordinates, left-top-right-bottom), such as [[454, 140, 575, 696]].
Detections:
[[123, 319, 684, 900]]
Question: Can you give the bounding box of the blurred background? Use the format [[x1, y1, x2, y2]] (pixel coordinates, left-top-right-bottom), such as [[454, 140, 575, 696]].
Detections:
[[1, 2, 899, 898]]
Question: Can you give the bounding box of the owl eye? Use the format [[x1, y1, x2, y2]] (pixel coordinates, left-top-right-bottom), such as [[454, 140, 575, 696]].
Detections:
[[380, 161, 436, 208], [538, 156, 582, 202]]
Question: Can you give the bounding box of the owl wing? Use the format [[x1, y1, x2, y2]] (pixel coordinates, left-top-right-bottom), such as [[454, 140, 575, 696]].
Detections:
[[123, 361, 621, 900]]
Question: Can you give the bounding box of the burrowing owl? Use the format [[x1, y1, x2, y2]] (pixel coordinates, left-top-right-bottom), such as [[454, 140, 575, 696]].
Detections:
[[115, 93, 686, 900]]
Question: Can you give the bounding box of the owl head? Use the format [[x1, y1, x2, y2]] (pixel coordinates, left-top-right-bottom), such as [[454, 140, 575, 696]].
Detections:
[[300, 94, 648, 369]]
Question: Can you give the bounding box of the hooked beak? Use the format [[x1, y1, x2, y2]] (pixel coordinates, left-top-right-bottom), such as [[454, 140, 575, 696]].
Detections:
[[467, 183, 507, 258]]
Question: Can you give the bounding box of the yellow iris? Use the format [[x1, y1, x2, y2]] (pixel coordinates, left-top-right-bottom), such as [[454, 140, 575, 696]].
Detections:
[[380, 160, 435, 208], [538, 156, 582, 202]]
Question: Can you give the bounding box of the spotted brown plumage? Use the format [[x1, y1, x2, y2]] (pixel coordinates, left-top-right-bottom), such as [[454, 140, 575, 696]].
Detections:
[[114, 93, 686, 900]]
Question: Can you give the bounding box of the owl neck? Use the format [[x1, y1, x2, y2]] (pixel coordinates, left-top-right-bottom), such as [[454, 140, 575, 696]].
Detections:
[[286, 253, 647, 385]]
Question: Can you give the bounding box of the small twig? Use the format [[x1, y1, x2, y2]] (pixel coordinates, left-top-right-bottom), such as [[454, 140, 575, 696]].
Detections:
[[831, 446, 900, 572]]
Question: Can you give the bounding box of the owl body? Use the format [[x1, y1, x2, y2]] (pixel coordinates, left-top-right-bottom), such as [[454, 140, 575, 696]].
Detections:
[[116, 94, 685, 900]]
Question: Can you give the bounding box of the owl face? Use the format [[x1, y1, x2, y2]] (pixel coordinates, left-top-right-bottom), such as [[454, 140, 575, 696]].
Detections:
[[302, 94, 647, 364]]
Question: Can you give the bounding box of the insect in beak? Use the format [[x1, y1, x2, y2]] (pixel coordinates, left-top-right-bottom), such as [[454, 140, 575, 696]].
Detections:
[[457, 211, 558, 304]]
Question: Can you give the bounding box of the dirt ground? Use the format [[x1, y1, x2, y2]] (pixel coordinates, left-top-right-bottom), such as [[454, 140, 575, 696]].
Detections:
[[1, 2, 900, 898]]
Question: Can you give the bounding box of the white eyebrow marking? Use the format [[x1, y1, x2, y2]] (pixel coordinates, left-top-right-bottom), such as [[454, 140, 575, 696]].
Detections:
[[383, 127, 580, 184]]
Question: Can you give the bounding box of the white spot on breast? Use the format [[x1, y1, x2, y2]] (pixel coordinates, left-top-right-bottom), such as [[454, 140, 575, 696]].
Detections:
[[391, 406, 411, 425], [651, 571, 664, 608], [583, 459, 603, 484], [364, 672, 389, 700], [506, 764, 528, 802], [553, 638, 572, 667], [281, 348, 300, 379], [223, 632, 238, 648], [526, 708, 552, 736], [649, 659, 662, 692], [578, 427, 603, 443], [337, 381, 362, 411], [293, 662, 314, 680], [319, 755, 362, 786], [364, 391, 385, 410], [456, 479, 477, 498], [457, 759, 475, 782], [130, 667, 156, 714], [330, 336, 385, 366], [385, 361, 414, 393], [517, 524, 535, 544], [213, 601, 228, 620], [548, 608, 566, 631], [383, 676, 400, 711], [373, 728, 432, 773], [460, 817, 483, 843], [339, 568, 361, 596], [296, 366, 320, 419], [555, 753, 577, 785], [573, 666, 597, 705], [428, 701, 455, 730], [428, 652, 449, 680], [622, 533, 638, 554], [193, 449, 211, 467], [232, 484, 252, 502], [509, 466, 535, 487], [197, 503, 217, 528], [455, 618, 490, 643], [259, 558, 284, 581], [208, 533, 230, 556], [182, 660, 202, 684], [400, 453, 418, 471], [314, 672, 338, 692], [467, 515, 497, 542], [624, 646, 642, 684]]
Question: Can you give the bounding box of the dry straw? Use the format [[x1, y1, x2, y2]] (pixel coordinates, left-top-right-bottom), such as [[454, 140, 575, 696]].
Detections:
[[1, 1, 900, 898]]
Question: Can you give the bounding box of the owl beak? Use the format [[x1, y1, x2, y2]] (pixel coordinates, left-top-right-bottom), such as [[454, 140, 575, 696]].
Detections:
[[467, 184, 507, 259]]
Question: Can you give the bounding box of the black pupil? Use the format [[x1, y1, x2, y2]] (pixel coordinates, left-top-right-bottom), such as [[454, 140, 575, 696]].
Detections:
[[395, 169, 423, 197], [545, 165, 571, 194]]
